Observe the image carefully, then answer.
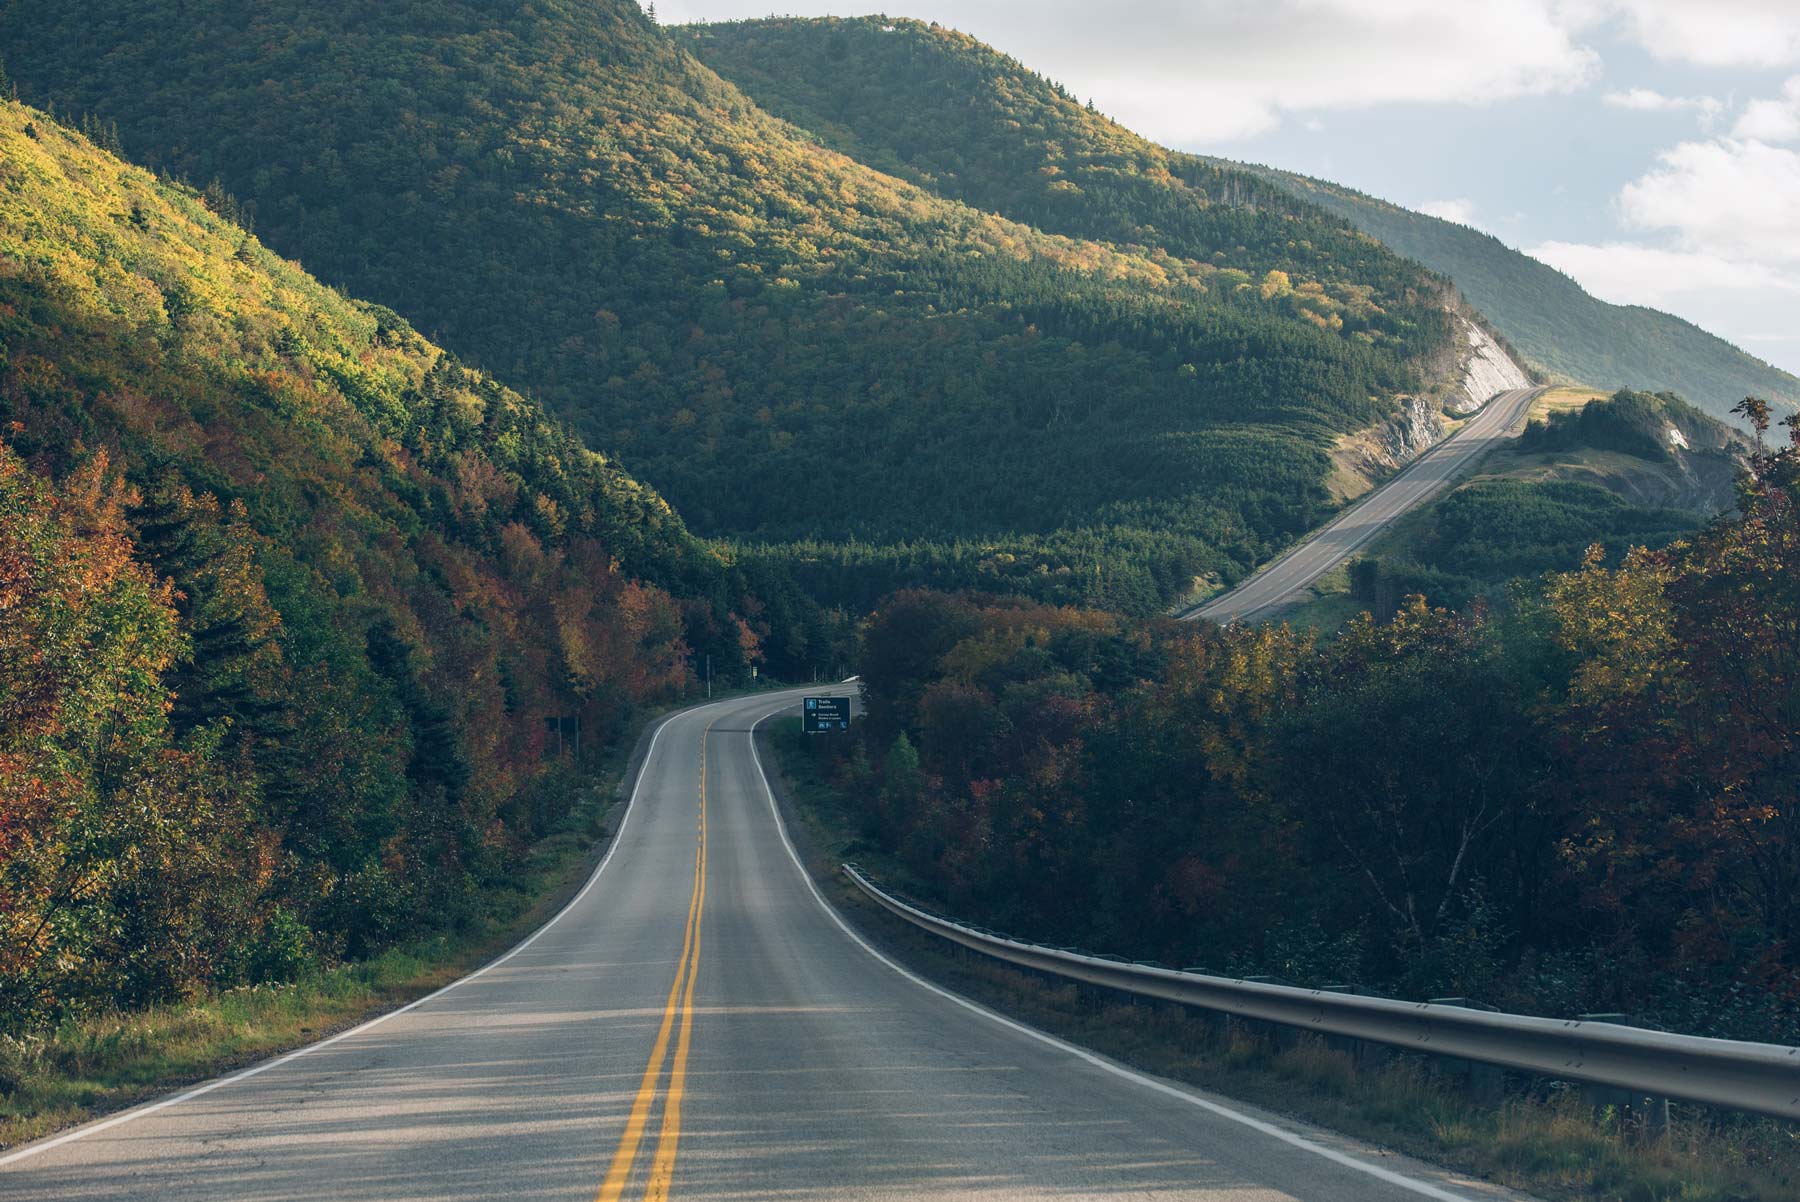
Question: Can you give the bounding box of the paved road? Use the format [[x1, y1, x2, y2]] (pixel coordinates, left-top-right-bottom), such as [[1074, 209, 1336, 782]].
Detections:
[[1184, 387, 1545, 624], [1, 687, 1518, 1201]]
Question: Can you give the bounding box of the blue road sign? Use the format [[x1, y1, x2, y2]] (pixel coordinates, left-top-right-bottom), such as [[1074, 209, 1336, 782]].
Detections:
[[803, 696, 851, 734]]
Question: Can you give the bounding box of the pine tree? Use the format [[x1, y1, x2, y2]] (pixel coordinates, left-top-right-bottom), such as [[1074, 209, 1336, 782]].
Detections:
[[130, 476, 287, 747]]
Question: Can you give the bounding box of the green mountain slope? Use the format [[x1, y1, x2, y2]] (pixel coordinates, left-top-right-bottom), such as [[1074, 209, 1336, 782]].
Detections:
[[0, 101, 786, 1013], [681, 15, 1797, 426], [676, 17, 1442, 312], [1236, 169, 1800, 420], [0, 0, 1457, 612]]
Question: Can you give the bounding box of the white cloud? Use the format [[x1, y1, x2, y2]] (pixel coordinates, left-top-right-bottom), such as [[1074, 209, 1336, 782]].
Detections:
[[1734, 77, 1800, 142], [1602, 88, 1723, 120], [1529, 241, 1800, 305], [1567, 0, 1800, 67], [1418, 198, 1480, 226], [1559, 78, 1800, 358], [1530, 125, 1800, 374], [1618, 137, 1800, 266], [662, 2, 1800, 139], [659, 0, 1600, 142]]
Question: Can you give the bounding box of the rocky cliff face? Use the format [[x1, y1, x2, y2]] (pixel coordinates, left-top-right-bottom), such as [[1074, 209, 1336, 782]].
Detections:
[[1332, 397, 1448, 496], [1448, 315, 1533, 415], [1329, 307, 1531, 496], [1378, 395, 1449, 465]]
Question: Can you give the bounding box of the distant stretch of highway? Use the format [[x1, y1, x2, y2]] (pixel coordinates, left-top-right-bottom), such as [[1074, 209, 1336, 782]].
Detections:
[[1184, 386, 1546, 624], [2, 686, 1514, 1201]]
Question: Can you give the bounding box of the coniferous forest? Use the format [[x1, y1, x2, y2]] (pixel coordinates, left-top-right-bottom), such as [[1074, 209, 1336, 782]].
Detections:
[[675, 14, 1800, 423]]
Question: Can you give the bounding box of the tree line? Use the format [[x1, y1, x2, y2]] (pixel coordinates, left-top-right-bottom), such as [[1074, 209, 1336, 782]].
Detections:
[[812, 405, 1798, 1043]]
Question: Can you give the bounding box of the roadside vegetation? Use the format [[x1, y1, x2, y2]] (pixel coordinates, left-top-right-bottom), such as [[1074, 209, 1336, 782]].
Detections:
[[0, 764, 623, 1150], [0, 100, 850, 1108], [770, 717, 1800, 1202], [796, 406, 1797, 1052], [0, 670, 798, 1152]]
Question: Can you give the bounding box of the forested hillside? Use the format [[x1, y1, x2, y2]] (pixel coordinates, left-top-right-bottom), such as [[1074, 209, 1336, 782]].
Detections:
[[0, 1, 1457, 613], [819, 408, 1799, 1043], [1242, 168, 1800, 420], [681, 15, 1799, 426], [679, 8, 1800, 1047], [0, 103, 825, 1023], [677, 17, 1441, 315]]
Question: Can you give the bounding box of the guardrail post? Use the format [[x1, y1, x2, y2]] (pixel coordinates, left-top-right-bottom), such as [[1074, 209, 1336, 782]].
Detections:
[[1241, 977, 1299, 1051], [1180, 969, 1231, 1046], [1579, 1015, 1673, 1139], [1639, 1092, 1671, 1140], [1316, 984, 1391, 1071], [1429, 998, 1505, 1102], [1318, 985, 1364, 1063], [1579, 1081, 1632, 1115]]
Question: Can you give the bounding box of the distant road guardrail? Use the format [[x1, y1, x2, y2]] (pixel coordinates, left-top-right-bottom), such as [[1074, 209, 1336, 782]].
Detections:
[[843, 864, 1800, 1121]]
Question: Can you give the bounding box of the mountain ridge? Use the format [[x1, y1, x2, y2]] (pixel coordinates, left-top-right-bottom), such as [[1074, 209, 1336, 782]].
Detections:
[[1232, 164, 1800, 420], [680, 14, 1796, 427]]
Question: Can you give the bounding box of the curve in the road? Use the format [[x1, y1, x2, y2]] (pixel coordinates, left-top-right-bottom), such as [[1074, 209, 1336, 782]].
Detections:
[[1, 688, 1528, 1202], [1186, 387, 1545, 624]]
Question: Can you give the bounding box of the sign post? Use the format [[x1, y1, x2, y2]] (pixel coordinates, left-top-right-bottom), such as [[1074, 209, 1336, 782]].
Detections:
[[802, 696, 851, 734]]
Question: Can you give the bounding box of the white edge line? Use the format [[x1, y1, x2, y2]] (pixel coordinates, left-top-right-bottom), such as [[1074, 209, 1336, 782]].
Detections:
[[0, 709, 682, 1169], [746, 702, 1482, 1202]]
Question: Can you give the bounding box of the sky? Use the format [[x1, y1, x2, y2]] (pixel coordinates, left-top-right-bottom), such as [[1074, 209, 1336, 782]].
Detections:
[[650, 0, 1800, 377]]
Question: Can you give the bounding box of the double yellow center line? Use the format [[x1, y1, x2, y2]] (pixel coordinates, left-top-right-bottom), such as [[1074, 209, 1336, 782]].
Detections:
[[596, 723, 710, 1202]]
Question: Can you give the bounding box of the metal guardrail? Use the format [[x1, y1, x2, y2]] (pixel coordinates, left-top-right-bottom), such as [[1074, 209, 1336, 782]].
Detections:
[[843, 864, 1800, 1121]]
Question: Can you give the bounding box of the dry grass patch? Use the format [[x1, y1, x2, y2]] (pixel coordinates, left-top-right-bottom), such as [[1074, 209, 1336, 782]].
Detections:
[[1530, 386, 1611, 422]]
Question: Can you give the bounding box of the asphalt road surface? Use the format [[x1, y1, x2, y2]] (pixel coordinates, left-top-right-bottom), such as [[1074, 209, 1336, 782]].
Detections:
[[1, 687, 1524, 1202], [1185, 387, 1546, 624]]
